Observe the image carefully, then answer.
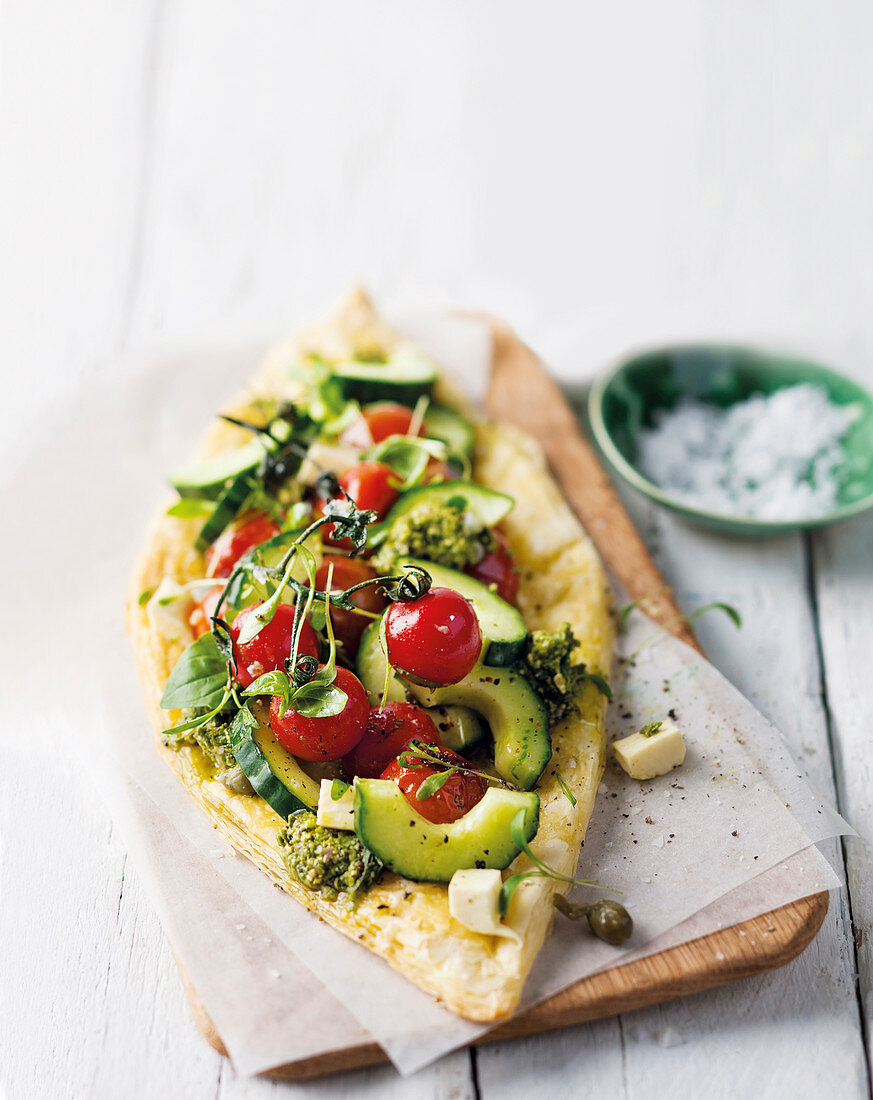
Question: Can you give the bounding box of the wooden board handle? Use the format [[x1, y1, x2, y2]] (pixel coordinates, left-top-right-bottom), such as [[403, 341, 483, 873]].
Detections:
[[483, 320, 701, 653]]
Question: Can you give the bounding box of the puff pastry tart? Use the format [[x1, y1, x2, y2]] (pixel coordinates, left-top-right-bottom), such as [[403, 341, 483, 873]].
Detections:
[[128, 291, 614, 1021]]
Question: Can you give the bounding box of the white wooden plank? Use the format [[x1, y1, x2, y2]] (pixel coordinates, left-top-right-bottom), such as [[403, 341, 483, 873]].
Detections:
[[0, 748, 224, 1100], [813, 514, 873, 1066], [611, 504, 865, 1099], [214, 1049, 473, 1100], [477, 495, 867, 1100]]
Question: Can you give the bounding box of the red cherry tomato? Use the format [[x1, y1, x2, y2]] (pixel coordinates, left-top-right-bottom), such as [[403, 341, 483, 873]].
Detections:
[[339, 461, 400, 518], [230, 602, 319, 689], [384, 587, 482, 686], [315, 556, 389, 657], [190, 586, 224, 639], [313, 461, 400, 548], [205, 511, 280, 579], [342, 402, 417, 449], [381, 745, 487, 824], [465, 532, 520, 604], [270, 665, 369, 761], [343, 702, 439, 779]]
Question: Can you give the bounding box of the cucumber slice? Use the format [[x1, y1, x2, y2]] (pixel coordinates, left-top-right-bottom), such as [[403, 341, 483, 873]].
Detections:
[[353, 780, 539, 883], [422, 405, 475, 459], [333, 348, 438, 404], [195, 470, 252, 551], [170, 437, 271, 499], [382, 480, 514, 532], [356, 620, 407, 704], [229, 713, 320, 816], [399, 558, 527, 667], [425, 705, 486, 753], [407, 666, 551, 790]]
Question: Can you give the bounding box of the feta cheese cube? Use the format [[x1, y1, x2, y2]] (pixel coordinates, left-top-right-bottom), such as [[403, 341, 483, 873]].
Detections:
[[612, 718, 686, 781], [448, 868, 521, 941], [147, 579, 194, 644], [316, 779, 356, 830]]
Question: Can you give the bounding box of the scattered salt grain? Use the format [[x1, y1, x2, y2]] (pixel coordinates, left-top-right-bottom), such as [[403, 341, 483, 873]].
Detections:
[[637, 383, 854, 519]]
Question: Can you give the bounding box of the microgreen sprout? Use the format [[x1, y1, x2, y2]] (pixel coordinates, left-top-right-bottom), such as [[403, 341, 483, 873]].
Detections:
[[498, 809, 619, 918], [396, 739, 511, 801]]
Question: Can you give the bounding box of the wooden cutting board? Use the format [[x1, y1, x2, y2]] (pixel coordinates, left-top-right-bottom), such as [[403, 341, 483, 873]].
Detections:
[[177, 317, 829, 1079]]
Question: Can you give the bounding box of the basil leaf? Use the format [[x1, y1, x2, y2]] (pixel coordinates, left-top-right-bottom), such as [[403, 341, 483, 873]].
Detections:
[[242, 669, 291, 717], [167, 498, 216, 519], [160, 633, 227, 710], [365, 437, 442, 489], [289, 683, 348, 719], [163, 688, 232, 739]]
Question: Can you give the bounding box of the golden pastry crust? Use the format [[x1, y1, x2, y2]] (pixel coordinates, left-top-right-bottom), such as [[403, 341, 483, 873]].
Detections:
[[127, 291, 613, 1021]]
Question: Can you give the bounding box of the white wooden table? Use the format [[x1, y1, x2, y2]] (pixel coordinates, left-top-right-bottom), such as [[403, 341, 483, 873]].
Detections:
[[3, 3, 873, 1097]]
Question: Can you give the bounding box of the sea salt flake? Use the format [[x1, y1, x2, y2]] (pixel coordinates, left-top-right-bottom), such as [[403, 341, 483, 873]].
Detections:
[[637, 383, 854, 520]]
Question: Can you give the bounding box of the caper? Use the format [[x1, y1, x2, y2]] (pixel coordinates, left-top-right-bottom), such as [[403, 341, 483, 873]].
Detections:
[[552, 894, 633, 946], [586, 899, 633, 946]]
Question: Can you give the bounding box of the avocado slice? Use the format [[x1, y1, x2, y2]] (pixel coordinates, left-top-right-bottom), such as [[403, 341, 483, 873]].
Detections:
[[356, 619, 408, 704], [406, 666, 551, 790], [355, 622, 485, 752], [382, 480, 514, 531], [421, 404, 475, 459], [353, 779, 539, 882], [425, 704, 487, 753], [398, 558, 528, 667]]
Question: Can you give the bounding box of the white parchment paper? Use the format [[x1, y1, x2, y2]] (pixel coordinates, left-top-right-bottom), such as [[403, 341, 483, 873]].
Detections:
[[0, 307, 848, 1078]]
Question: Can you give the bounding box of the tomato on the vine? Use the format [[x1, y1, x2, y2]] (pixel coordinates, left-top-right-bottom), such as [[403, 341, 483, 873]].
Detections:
[[230, 602, 319, 689], [384, 587, 481, 686], [342, 402, 418, 449], [465, 531, 520, 604], [313, 461, 400, 547], [343, 702, 439, 779], [205, 511, 280, 578], [315, 555, 388, 657], [269, 665, 369, 761], [380, 745, 487, 824]]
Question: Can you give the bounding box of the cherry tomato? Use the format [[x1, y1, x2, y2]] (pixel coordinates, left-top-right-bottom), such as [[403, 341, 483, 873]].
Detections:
[[313, 461, 400, 548], [384, 587, 482, 686], [189, 586, 223, 639], [270, 665, 369, 761], [205, 511, 280, 579], [342, 402, 418, 449], [465, 531, 520, 604], [315, 556, 389, 657], [380, 745, 487, 824], [343, 702, 439, 779], [230, 602, 319, 689], [339, 461, 400, 518]]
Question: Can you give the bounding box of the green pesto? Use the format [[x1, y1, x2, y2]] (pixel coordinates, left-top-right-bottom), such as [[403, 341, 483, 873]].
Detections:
[[375, 500, 496, 573], [277, 811, 383, 901], [518, 622, 591, 723], [168, 712, 237, 772]]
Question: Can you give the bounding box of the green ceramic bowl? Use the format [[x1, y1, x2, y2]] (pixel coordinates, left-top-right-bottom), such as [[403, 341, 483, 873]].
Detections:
[[588, 344, 873, 535]]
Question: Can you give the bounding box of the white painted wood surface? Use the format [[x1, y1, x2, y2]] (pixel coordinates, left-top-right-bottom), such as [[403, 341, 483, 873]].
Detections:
[[2, 3, 873, 1097]]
